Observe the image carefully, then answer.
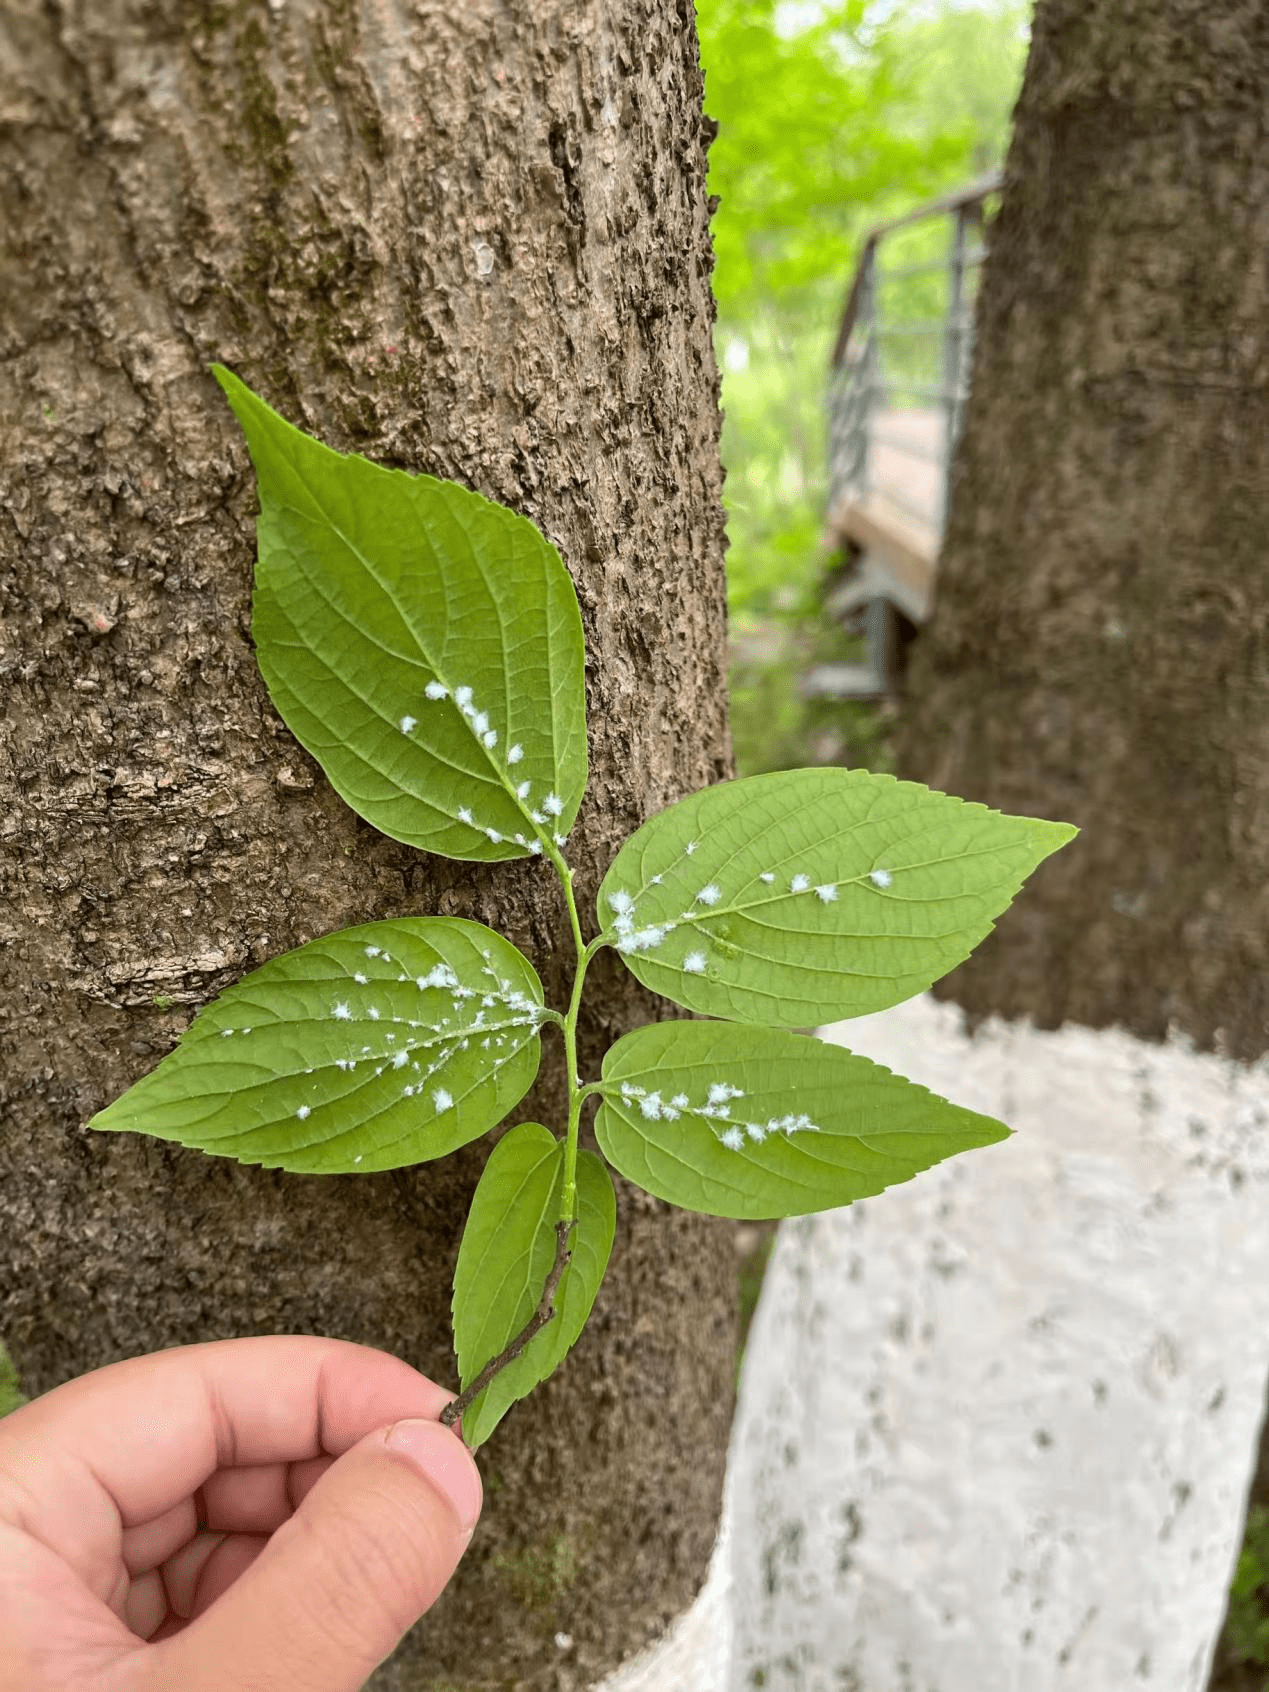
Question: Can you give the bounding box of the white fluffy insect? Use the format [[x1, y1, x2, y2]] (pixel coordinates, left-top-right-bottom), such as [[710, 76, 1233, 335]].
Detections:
[[683, 951, 707, 974], [332, 1002, 352, 1020], [696, 884, 721, 906], [425, 680, 448, 700], [814, 883, 838, 903], [433, 1088, 453, 1112], [295, 1105, 311, 1120], [399, 715, 417, 733], [870, 867, 893, 888], [790, 873, 810, 893], [507, 743, 524, 764]]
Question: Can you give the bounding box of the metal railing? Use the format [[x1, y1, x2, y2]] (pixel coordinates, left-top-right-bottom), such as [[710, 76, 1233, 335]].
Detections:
[[826, 170, 1001, 543]]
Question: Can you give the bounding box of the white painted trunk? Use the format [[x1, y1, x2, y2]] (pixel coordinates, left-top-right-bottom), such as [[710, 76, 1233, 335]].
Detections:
[[599, 997, 1269, 1691]]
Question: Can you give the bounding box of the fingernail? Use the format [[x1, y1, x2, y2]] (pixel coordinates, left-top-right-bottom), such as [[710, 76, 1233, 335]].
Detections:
[[384, 1418, 482, 1535]]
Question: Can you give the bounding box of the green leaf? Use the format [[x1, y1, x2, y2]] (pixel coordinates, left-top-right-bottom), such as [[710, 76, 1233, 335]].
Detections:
[[453, 1125, 615, 1448], [212, 367, 587, 861], [88, 919, 546, 1174], [595, 1019, 1008, 1219], [597, 768, 1076, 1026]]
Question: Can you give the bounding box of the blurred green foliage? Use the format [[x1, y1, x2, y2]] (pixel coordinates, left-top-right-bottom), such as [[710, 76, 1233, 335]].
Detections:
[[1218, 1505, 1269, 1687], [0, 1340, 26, 1417], [697, 0, 1028, 768]]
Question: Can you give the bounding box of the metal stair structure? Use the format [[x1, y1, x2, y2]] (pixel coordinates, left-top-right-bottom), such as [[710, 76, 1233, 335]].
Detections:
[[810, 171, 1002, 700]]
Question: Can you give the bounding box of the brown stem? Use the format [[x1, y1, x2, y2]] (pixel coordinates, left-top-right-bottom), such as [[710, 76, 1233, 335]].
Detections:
[[441, 1218, 575, 1436]]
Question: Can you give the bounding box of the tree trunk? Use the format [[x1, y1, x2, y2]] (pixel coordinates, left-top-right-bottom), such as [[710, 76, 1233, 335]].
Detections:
[[900, 0, 1269, 1064], [0, 3, 734, 1686], [897, 1, 1269, 1682]]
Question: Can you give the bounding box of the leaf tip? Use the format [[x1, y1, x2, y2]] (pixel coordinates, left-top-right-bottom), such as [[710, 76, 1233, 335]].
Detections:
[[209, 362, 245, 408]]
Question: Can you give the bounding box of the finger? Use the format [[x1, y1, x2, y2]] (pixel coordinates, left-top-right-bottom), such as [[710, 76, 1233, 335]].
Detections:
[[125, 1457, 336, 1587], [289, 1452, 336, 1510], [141, 1419, 481, 1692], [158, 1530, 230, 1618], [199, 1462, 292, 1535], [185, 1447, 338, 1536], [0, 1336, 454, 1602], [122, 1498, 198, 1576], [124, 1566, 169, 1641], [0, 1517, 138, 1675], [176, 1532, 269, 1619]]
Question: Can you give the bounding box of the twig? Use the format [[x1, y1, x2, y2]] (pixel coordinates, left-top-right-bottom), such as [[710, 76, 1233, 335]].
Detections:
[[441, 1218, 575, 1434]]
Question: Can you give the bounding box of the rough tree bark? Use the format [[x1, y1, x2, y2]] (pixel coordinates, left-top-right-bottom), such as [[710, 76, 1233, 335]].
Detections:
[[0, 3, 735, 1687], [900, 0, 1269, 1064], [896, 1, 1269, 1682]]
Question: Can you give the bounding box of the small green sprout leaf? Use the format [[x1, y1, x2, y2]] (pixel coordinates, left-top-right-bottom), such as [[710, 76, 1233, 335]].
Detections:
[[213, 367, 588, 861], [454, 1124, 615, 1447], [89, 919, 546, 1173], [597, 768, 1076, 1026], [595, 1019, 1008, 1219]]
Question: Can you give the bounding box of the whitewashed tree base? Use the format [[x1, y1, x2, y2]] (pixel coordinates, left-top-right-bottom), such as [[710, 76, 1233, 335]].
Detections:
[[596, 996, 1269, 1692]]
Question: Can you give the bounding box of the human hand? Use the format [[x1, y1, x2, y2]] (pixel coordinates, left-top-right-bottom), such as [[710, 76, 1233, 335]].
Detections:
[[0, 1335, 482, 1692]]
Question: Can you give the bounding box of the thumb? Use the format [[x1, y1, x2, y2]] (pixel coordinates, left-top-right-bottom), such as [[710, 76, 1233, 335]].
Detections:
[[151, 1419, 481, 1692]]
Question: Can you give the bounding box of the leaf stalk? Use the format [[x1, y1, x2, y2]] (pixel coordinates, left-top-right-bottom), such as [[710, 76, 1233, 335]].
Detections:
[[441, 1217, 575, 1434]]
